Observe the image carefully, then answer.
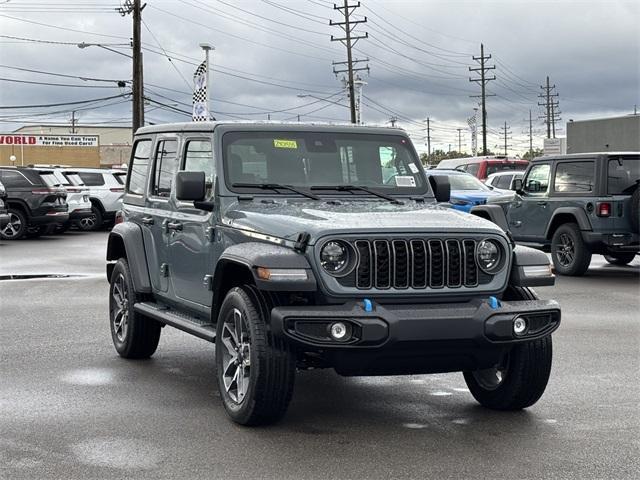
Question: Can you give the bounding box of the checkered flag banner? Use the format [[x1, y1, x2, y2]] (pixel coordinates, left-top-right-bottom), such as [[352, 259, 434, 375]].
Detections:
[[192, 61, 208, 122], [467, 114, 477, 155]]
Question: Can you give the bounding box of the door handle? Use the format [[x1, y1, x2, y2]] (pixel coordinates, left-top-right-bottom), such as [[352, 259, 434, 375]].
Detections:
[[167, 221, 183, 231], [141, 216, 154, 225]]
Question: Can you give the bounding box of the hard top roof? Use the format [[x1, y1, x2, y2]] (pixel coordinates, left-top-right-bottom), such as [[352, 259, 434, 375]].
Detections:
[[135, 121, 407, 136], [532, 152, 640, 161]]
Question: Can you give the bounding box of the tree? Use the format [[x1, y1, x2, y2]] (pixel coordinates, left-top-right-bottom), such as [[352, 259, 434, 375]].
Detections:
[[522, 148, 544, 160], [421, 150, 470, 167]]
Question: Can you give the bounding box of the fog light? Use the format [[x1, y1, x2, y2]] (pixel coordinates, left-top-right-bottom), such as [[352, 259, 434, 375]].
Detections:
[[329, 322, 350, 341], [513, 316, 528, 336]]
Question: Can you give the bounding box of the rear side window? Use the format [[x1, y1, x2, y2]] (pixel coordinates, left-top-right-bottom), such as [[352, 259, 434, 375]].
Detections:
[[78, 172, 105, 186], [496, 175, 513, 189], [39, 173, 60, 187], [127, 139, 152, 195], [608, 156, 639, 194], [554, 161, 595, 193], [63, 173, 85, 186], [0, 170, 32, 187], [151, 139, 179, 197]]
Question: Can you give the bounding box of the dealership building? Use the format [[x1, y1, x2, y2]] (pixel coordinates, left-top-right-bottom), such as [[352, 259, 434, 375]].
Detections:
[[566, 114, 640, 153], [0, 125, 133, 168]]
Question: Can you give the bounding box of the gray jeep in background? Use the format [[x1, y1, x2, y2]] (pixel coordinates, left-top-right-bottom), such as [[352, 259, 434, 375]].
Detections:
[[473, 153, 639, 276], [106, 122, 560, 425]]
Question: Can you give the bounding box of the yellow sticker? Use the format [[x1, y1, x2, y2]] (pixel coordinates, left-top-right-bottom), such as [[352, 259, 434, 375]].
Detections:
[[273, 139, 298, 149]]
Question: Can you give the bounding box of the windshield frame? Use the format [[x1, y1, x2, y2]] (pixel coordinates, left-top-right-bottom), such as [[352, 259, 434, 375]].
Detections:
[[221, 130, 431, 198]]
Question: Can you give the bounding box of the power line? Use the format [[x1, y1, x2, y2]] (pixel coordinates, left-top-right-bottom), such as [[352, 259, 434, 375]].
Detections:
[[0, 93, 130, 110]]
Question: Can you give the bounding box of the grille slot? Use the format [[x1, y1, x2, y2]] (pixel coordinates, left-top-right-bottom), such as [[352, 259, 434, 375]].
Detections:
[[350, 238, 479, 290]]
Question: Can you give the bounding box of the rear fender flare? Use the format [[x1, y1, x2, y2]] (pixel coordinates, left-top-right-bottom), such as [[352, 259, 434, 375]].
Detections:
[[545, 207, 592, 239]]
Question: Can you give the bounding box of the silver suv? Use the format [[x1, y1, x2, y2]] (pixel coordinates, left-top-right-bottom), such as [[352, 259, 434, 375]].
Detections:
[[64, 168, 126, 230]]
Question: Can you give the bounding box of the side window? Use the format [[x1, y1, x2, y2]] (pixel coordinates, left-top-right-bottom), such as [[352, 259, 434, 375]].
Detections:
[[523, 164, 550, 194], [0, 170, 32, 187], [554, 161, 594, 193], [496, 175, 513, 189], [77, 172, 105, 186], [151, 139, 179, 197], [184, 139, 214, 198], [466, 163, 480, 176], [127, 139, 152, 195]]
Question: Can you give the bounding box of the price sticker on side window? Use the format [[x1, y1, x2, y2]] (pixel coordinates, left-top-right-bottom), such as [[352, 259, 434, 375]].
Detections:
[[395, 176, 416, 187]]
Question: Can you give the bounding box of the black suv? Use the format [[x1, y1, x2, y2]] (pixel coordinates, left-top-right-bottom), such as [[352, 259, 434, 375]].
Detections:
[[0, 167, 68, 240], [473, 153, 639, 275], [107, 122, 560, 425], [0, 179, 9, 229]]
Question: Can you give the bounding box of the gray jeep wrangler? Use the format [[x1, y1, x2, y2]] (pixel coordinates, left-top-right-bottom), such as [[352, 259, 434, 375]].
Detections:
[[473, 153, 639, 276], [106, 122, 560, 425]]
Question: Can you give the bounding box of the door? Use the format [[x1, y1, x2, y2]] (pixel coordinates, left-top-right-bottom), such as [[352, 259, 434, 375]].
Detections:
[[168, 138, 217, 308], [507, 162, 552, 241], [145, 136, 180, 294]]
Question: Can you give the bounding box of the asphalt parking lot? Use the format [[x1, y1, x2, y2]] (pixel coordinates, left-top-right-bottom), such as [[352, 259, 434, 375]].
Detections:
[[1, 231, 639, 480]]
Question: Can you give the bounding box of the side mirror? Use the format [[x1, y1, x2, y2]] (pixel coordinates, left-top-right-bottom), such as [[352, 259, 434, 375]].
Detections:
[[176, 171, 206, 201], [429, 175, 451, 203], [512, 178, 523, 192]]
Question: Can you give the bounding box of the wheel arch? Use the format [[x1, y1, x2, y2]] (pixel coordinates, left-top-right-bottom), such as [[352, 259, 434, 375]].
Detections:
[[5, 199, 31, 218], [106, 222, 152, 293], [470, 204, 510, 232], [545, 208, 591, 240]]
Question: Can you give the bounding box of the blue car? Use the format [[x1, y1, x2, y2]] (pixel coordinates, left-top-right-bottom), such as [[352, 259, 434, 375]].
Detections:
[[427, 170, 502, 212]]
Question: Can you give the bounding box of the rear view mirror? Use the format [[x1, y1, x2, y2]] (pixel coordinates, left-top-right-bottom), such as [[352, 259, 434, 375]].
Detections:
[[429, 175, 451, 203], [176, 171, 206, 201]]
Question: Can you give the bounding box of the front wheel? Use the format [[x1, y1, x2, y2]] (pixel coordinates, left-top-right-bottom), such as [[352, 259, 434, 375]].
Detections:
[[463, 286, 553, 410], [604, 253, 636, 266], [215, 286, 295, 426], [109, 258, 161, 359]]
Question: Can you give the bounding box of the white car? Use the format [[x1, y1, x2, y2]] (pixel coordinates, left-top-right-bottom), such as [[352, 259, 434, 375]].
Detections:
[[43, 169, 93, 231], [485, 171, 524, 193], [63, 168, 126, 230]]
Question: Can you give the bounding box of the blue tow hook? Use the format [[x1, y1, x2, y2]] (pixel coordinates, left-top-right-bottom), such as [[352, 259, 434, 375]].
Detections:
[[363, 298, 373, 312], [488, 296, 501, 309]]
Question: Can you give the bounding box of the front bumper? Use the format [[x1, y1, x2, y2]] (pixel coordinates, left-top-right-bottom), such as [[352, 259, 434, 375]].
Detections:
[[272, 298, 560, 376]]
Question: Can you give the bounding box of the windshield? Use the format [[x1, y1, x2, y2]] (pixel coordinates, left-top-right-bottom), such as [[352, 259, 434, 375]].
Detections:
[[448, 174, 491, 191], [223, 131, 428, 196], [608, 156, 639, 194]]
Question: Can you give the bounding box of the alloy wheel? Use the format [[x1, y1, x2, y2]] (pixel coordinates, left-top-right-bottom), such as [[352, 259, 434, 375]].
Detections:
[[79, 215, 96, 230], [221, 307, 251, 404], [556, 233, 575, 267], [0, 213, 23, 238], [111, 273, 129, 343]]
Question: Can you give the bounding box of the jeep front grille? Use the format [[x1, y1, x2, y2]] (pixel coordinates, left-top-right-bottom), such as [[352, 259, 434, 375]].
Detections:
[[353, 239, 478, 290]]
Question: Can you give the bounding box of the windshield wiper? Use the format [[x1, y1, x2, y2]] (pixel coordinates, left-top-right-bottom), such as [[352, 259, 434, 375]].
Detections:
[[310, 185, 404, 205], [232, 183, 320, 200]]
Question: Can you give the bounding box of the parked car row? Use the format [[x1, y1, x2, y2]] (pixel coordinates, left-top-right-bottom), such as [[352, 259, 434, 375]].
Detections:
[[0, 166, 125, 240]]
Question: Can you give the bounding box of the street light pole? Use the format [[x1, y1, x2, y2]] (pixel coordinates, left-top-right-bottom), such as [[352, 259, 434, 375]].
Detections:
[[200, 43, 214, 121]]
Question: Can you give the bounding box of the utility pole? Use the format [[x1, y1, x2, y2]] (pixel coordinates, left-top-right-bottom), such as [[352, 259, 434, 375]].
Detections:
[[331, 0, 368, 124], [469, 44, 496, 155], [389, 116, 397, 127], [70, 110, 76, 134], [538, 76, 559, 139], [528, 109, 533, 158], [499, 121, 512, 156], [456, 128, 463, 153], [424, 117, 431, 156], [120, 0, 145, 134]]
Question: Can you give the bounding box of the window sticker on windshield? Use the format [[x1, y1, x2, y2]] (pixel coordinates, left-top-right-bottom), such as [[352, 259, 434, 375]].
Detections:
[[408, 163, 419, 174], [395, 175, 416, 187], [273, 139, 298, 149]]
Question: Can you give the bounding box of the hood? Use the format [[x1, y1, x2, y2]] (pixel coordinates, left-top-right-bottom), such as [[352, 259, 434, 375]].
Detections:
[[451, 190, 501, 204], [221, 198, 502, 244]]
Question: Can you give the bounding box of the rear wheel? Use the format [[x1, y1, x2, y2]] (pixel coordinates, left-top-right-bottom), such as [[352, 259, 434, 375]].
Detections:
[[551, 223, 592, 276], [109, 258, 161, 359], [215, 286, 295, 426], [604, 253, 636, 266], [0, 209, 27, 240], [463, 286, 553, 410]]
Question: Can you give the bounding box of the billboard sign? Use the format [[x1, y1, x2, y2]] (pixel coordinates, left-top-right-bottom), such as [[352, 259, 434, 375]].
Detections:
[[0, 134, 99, 148]]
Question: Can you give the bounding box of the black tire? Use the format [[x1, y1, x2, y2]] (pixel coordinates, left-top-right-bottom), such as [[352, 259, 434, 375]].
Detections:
[[604, 253, 636, 266], [463, 286, 553, 410], [78, 206, 102, 231], [215, 286, 295, 426], [109, 258, 161, 359], [0, 209, 27, 240], [551, 223, 592, 276], [630, 187, 639, 233]]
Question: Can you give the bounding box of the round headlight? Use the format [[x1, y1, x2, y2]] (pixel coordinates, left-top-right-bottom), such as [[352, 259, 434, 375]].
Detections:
[[320, 241, 349, 274], [476, 239, 503, 273]]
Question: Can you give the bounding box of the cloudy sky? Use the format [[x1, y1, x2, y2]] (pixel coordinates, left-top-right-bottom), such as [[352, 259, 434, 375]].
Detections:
[[0, 0, 638, 155]]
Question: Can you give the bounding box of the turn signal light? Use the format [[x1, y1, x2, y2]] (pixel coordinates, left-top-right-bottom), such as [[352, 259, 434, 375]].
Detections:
[[596, 201, 611, 217]]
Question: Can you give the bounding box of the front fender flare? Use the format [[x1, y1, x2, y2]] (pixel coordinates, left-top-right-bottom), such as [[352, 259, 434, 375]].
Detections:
[[470, 204, 509, 232], [509, 245, 555, 287], [106, 222, 152, 293]]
